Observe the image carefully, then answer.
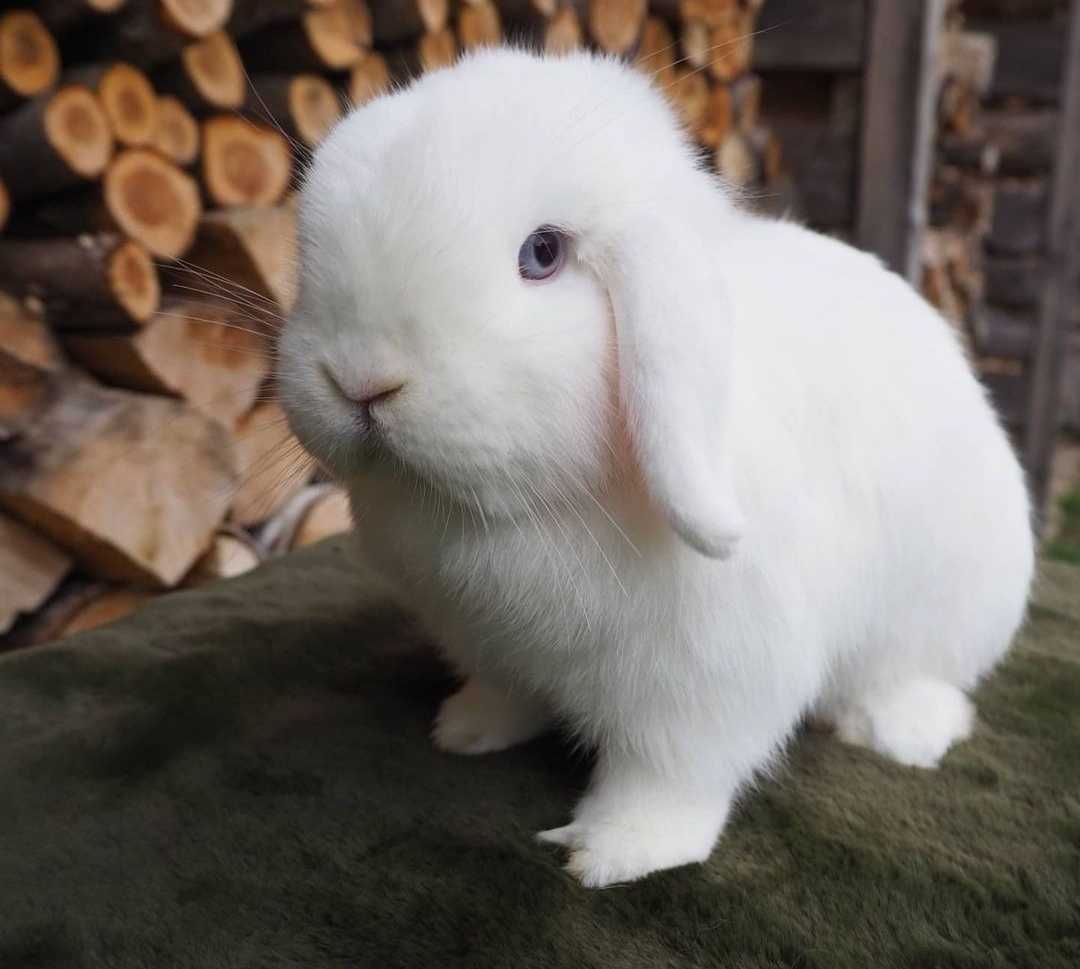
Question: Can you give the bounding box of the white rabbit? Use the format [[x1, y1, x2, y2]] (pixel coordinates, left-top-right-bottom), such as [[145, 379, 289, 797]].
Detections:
[[278, 49, 1034, 887]]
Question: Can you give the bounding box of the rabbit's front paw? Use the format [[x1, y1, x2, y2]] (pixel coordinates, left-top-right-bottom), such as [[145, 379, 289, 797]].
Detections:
[[538, 799, 724, 888], [432, 677, 549, 755]]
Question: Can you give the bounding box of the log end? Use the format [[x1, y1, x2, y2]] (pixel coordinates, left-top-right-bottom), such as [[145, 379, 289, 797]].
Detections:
[[161, 0, 233, 38], [348, 53, 391, 107], [419, 0, 451, 34], [0, 11, 60, 100], [419, 28, 457, 73], [202, 116, 292, 209], [458, 1, 502, 51], [589, 0, 647, 55], [99, 63, 159, 148], [153, 96, 200, 166], [182, 30, 246, 111], [106, 238, 160, 324], [289, 75, 342, 147], [306, 7, 366, 71], [545, 7, 584, 55], [104, 149, 202, 260], [45, 85, 115, 180]]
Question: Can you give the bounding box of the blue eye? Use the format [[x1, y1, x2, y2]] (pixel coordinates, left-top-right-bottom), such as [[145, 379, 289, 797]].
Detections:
[[518, 227, 566, 281]]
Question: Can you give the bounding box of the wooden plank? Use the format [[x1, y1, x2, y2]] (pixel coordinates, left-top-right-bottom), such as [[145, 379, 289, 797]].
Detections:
[[753, 0, 866, 72], [855, 0, 944, 280], [973, 16, 1068, 104], [1024, 0, 1080, 519]]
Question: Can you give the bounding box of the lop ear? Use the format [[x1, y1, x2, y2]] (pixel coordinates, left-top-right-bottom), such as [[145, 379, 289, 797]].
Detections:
[[597, 189, 743, 559]]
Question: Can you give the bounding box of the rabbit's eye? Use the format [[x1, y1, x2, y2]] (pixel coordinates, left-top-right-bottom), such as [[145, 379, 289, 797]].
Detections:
[[518, 227, 566, 281]]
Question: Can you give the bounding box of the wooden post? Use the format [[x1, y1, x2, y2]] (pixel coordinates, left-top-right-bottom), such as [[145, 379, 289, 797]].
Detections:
[[1024, 0, 1080, 519], [855, 0, 944, 281]]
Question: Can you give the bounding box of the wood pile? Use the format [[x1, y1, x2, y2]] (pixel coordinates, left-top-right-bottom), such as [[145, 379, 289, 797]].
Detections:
[[921, 0, 1077, 431], [0, 0, 780, 647]]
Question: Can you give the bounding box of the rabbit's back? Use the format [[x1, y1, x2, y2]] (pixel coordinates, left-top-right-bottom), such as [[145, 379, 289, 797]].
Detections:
[[723, 215, 1033, 695]]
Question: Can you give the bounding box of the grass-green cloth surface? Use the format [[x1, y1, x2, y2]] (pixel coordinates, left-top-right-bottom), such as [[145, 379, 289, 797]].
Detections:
[[1, 538, 1078, 969]]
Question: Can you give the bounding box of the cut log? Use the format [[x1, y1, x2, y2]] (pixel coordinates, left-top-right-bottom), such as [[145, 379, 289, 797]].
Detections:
[[227, 0, 308, 37], [201, 116, 292, 208], [588, 0, 646, 55], [939, 132, 1001, 173], [245, 74, 342, 148], [230, 400, 316, 527], [291, 487, 352, 547], [154, 30, 246, 113], [668, 65, 709, 137], [96, 0, 234, 66], [347, 51, 391, 106], [104, 148, 201, 259], [0, 291, 63, 371], [928, 166, 994, 233], [0, 366, 237, 587], [179, 201, 298, 315], [259, 482, 350, 554], [458, 0, 502, 50], [545, 5, 584, 53], [370, 0, 448, 46], [0, 578, 147, 649], [941, 30, 997, 97], [716, 130, 758, 186], [387, 28, 457, 79], [64, 296, 270, 427], [704, 8, 754, 82], [0, 235, 159, 329], [240, 1, 371, 72], [158, 0, 234, 36], [56, 585, 150, 638], [184, 526, 260, 585], [699, 83, 733, 148], [731, 73, 762, 133], [0, 11, 61, 111], [36, 0, 129, 35], [749, 126, 782, 186], [0, 345, 55, 439], [636, 16, 676, 89], [152, 94, 200, 165], [66, 63, 159, 148], [32, 149, 201, 261], [0, 513, 72, 636], [0, 86, 113, 203], [680, 18, 709, 69]]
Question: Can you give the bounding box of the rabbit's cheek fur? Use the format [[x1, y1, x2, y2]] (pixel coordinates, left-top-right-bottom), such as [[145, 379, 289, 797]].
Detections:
[[280, 50, 1035, 888]]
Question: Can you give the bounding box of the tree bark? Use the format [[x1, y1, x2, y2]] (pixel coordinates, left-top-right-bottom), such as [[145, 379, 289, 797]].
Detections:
[[0, 86, 114, 203], [0, 234, 159, 330]]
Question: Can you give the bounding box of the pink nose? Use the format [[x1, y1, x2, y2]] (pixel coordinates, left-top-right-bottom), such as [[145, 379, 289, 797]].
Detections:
[[350, 382, 404, 409], [324, 367, 405, 428]]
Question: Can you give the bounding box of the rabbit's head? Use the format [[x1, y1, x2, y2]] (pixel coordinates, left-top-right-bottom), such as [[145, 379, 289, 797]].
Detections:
[[279, 49, 743, 557]]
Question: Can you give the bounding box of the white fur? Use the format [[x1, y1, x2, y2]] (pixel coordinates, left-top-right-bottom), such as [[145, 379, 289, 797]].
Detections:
[[278, 50, 1035, 887]]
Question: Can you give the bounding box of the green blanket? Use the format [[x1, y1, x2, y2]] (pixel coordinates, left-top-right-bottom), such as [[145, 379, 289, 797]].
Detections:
[[2, 539, 1078, 968]]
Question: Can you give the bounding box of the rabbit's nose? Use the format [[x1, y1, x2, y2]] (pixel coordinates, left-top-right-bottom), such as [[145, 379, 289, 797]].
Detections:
[[323, 366, 405, 429]]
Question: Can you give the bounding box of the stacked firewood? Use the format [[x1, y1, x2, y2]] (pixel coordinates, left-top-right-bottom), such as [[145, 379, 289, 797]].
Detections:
[[922, 0, 1076, 429], [921, 2, 997, 342], [0, 0, 779, 646]]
